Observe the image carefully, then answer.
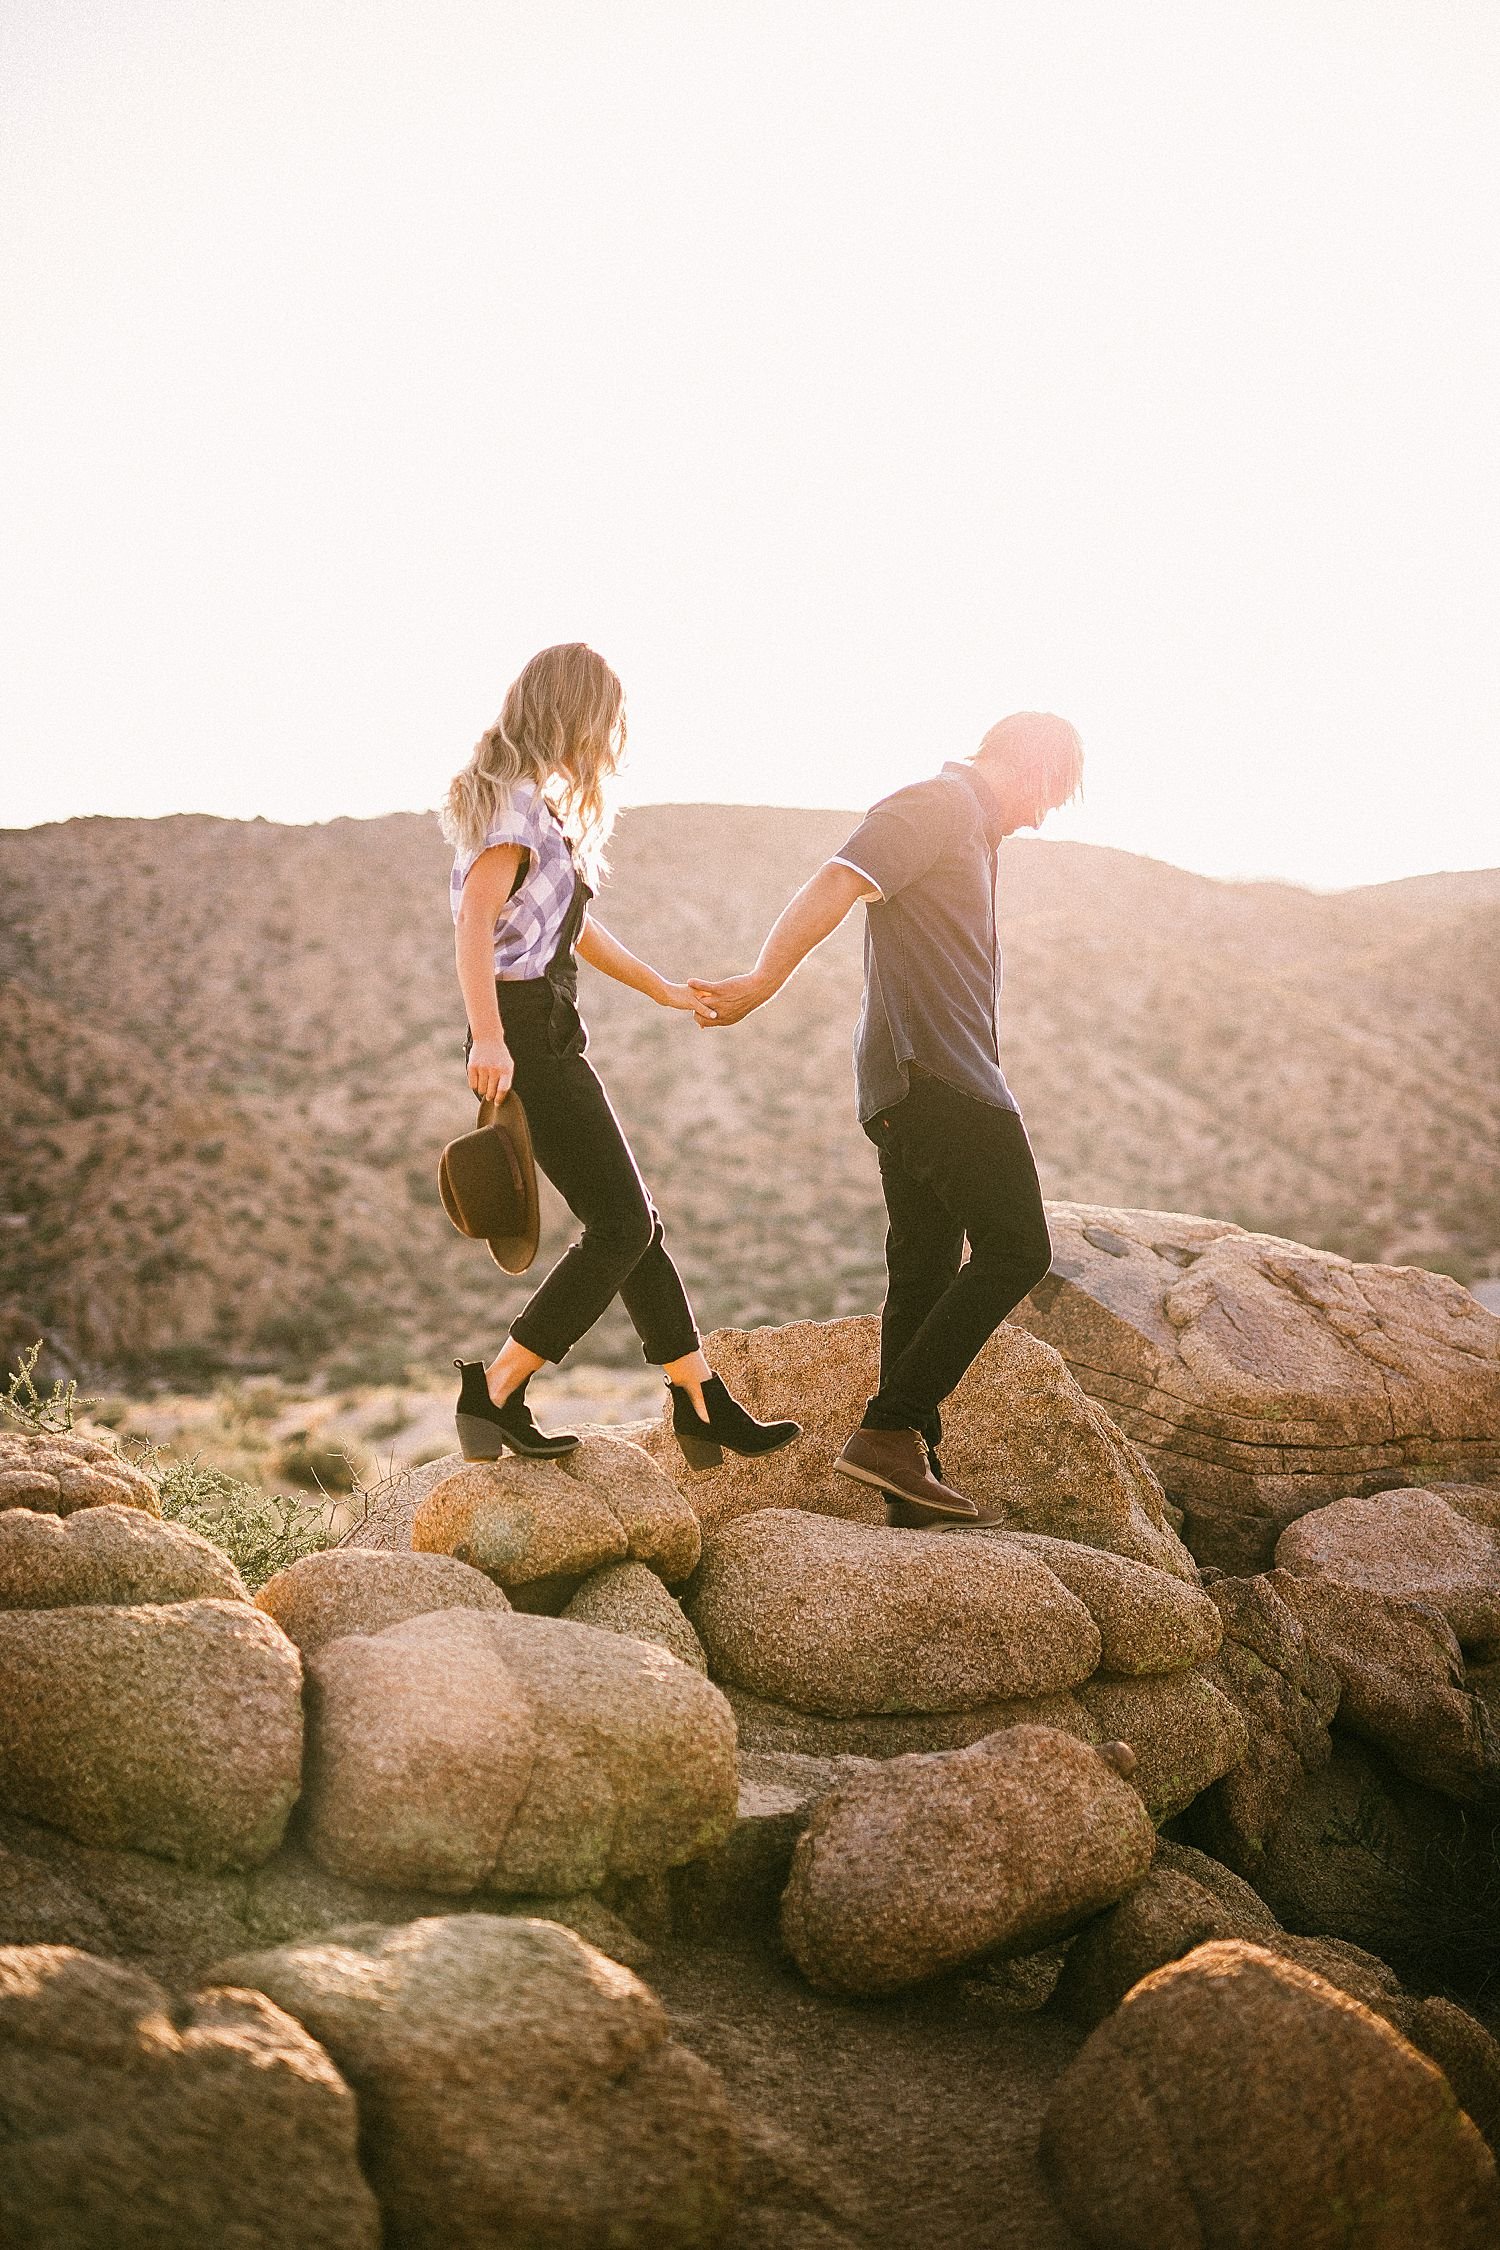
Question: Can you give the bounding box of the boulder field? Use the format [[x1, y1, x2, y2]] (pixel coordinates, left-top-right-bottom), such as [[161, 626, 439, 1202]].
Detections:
[[3, 1248, 1500, 2248]]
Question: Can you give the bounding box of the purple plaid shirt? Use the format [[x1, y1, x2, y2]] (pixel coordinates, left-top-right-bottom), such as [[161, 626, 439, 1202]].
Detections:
[[449, 780, 578, 978]]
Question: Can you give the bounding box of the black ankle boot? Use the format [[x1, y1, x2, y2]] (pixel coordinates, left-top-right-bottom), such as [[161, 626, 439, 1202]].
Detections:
[[669, 1374, 801, 1470], [454, 1361, 579, 1462]]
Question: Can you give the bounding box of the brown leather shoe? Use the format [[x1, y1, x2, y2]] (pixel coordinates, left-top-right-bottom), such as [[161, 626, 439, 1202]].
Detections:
[[833, 1427, 1006, 1527]]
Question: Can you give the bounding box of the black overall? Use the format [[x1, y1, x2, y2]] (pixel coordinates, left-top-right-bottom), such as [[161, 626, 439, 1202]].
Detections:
[[474, 869, 701, 1367]]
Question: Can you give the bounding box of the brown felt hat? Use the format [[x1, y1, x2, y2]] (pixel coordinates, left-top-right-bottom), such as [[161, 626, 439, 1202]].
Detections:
[[438, 1091, 541, 1275]]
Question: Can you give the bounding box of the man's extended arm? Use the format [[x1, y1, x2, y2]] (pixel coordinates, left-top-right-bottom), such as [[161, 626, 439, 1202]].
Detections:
[[690, 860, 877, 1027]]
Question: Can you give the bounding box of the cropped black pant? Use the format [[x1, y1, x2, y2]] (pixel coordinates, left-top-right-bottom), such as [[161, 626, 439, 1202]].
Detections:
[[862, 1067, 1052, 1443], [494, 982, 700, 1367]]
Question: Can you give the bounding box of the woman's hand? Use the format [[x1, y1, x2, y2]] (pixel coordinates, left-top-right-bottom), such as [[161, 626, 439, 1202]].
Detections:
[[689, 970, 777, 1026], [467, 1035, 514, 1105], [654, 979, 701, 1012]]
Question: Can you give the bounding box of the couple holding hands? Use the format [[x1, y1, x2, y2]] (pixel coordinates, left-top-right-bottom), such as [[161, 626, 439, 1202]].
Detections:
[[445, 642, 1082, 1529]]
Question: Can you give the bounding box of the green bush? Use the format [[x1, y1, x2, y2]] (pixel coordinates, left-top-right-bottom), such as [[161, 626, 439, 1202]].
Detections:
[[1, 1342, 91, 1435], [273, 1432, 368, 1494], [155, 1456, 340, 1591], [3, 1340, 360, 1593]]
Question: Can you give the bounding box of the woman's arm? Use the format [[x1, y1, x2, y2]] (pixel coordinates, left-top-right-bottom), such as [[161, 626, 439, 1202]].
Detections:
[[577, 915, 696, 1010], [454, 843, 524, 1101], [689, 860, 875, 1026]]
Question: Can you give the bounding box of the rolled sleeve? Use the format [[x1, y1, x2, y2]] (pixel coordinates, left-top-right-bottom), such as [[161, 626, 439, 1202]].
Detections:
[[455, 797, 542, 893], [835, 780, 963, 902]]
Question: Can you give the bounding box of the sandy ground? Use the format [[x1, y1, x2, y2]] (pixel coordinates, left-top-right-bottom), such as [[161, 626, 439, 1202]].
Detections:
[[92, 1363, 667, 1493], [651, 1942, 1086, 2250]]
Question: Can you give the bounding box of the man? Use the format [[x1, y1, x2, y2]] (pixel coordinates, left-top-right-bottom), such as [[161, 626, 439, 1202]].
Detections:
[[690, 712, 1083, 1527]]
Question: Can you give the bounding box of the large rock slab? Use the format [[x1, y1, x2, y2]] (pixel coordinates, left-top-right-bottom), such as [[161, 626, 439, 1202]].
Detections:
[[1013, 1204, 1500, 1573], [413, 1432, 701, 1608], [688, 1508, 1102, 1715], [0, 1803, 649, 1987], [0, 1943, 379, 2249], [1040, 1940, 1499, 2248], [0, 1599, 303, 1870], [257, 1544, 509, 1655], [1275, 1487, 1500, 1642], [781, 1725, 1154, 1995], [215, 1914, 741, 2250], [301, 1610, 537, 1892], [638, 1317, 1197, 1581], [0, 1501, 248, 1609]]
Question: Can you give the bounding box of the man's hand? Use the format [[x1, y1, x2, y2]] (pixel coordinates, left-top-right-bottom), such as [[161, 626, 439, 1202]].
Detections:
[[688, 861, 871, 1029], [467, 1035, 514, 1104], [689, 971, 776, 1027]]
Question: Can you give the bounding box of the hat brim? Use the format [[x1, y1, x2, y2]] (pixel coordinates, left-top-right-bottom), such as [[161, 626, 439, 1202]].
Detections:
[[483, 1090, 541, 1275]]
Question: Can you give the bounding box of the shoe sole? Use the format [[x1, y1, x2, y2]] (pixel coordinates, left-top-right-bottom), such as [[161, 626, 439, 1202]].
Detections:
[[674, 1424, 803, 1474], [831, 1455, 979, 1522], [456, 1412, 580, 1464]]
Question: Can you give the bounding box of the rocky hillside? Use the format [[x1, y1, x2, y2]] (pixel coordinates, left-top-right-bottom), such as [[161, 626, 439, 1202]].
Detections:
[[1, 807, 1496, 1381]]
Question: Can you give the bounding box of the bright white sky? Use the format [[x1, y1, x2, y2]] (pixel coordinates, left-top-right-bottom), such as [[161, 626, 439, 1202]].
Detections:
[[2, 1, 1498, 886]]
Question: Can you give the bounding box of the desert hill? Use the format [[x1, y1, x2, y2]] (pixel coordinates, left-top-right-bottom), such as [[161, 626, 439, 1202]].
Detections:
[[1, 805, 1497, 1381]]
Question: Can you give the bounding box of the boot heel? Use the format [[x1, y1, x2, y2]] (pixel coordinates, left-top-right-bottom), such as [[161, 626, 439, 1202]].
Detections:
[[676, 1430, 724, 1471], [457, 1412, 510, 1462]]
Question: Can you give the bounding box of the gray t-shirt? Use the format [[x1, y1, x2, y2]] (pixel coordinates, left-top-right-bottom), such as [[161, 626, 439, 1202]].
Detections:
[[834, 761, 1017, 1124]]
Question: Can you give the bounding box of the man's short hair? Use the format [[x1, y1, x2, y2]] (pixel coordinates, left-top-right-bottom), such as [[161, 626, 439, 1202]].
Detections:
[[977, 712, 1085, 807]]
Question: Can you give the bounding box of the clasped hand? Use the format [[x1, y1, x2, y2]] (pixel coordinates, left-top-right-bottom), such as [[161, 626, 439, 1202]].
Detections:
[[686, 972, 771, 1028]]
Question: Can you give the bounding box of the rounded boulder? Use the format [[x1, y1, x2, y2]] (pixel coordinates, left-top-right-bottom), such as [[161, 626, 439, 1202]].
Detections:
[[472, 1611, 738, 1894], [996, 1533, 1221, 1675], [640, 1316, 1196, 1580], [0, 1502, 248, 1611], [0, 1599, 303, 1870], [214, 1914, 741, 2250], [413, 1432, 700, 1609], [1275, 1488, 1500, 1643], [562, 1560, 708, 1673], [1040, 1939, 1499, 2249], [301, 1609, 537, 1893], [0, 1944, 379, 2249], [781, 1724, 1155, 1994], [0, 1429, 160, 1518], [688, 1509, 1102, 1717], [256, 1545, 509, 1656]]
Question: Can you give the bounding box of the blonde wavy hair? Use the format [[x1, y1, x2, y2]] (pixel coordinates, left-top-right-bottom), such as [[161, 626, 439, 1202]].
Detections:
[[441, 643, 626, 881]]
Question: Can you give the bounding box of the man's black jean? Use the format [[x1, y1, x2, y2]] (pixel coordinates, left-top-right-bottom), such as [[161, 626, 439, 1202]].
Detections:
[[495, 982, 700, 1367], [861, 1067, 1052, 1443]]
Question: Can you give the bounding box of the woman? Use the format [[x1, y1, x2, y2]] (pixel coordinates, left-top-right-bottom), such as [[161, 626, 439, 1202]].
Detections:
[[443, 641, 799, 1469]]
